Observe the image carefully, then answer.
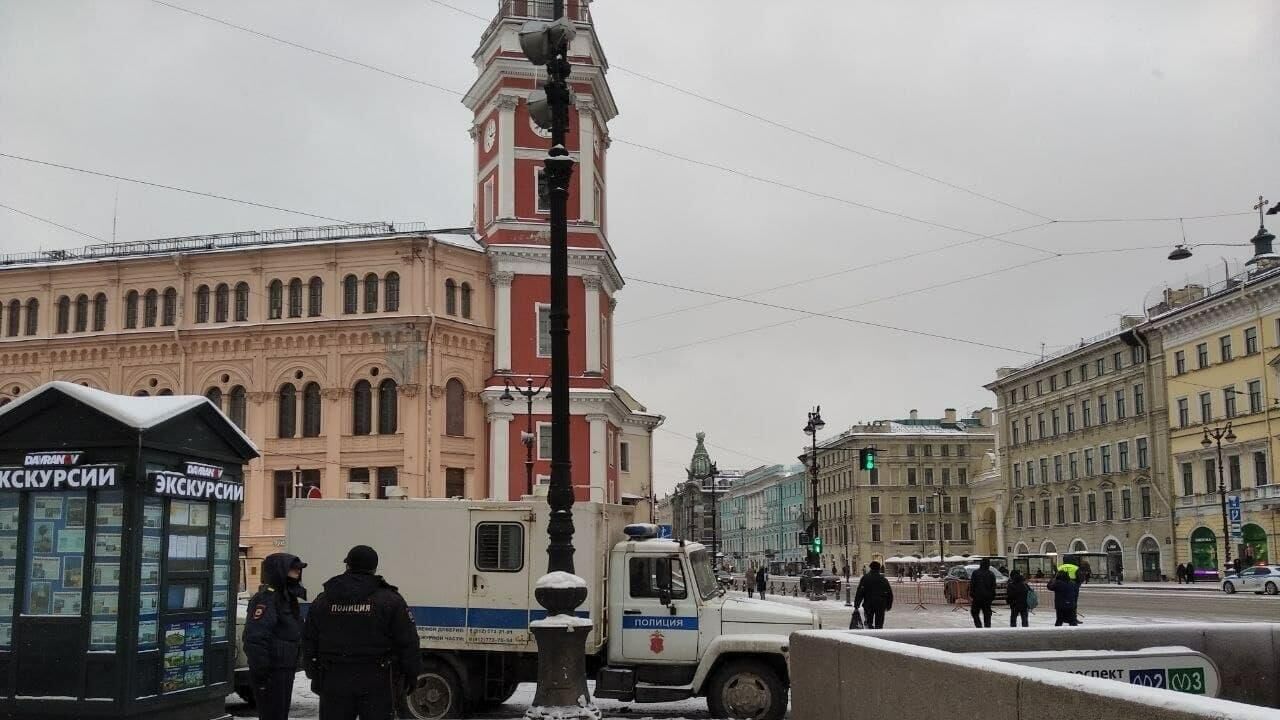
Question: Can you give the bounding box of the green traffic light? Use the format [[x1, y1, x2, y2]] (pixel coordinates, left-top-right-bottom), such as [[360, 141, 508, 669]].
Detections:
[[861, 448, 876, 471], [812, 537, 823, 554]]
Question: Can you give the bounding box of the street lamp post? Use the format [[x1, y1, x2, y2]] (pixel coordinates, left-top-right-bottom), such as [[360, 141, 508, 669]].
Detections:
[[803, 407, 825, 568], [1201, 422, 1237, 571], [500, 376, 549, 497], [840, 507, 851, 581], [931, 487, 947, 571], [518, 4, 593, 717]]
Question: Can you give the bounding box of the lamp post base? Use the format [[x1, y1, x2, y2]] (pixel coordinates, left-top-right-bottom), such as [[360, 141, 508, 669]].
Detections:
[[526, 576, 599, 720]]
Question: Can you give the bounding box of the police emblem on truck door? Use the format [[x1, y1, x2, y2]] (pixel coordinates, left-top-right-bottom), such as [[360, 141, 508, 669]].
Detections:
[[649, 631, 664, 654]]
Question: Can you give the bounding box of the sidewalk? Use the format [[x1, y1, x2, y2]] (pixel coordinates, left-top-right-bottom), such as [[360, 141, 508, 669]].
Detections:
[[1080, 581, 1218, 592]]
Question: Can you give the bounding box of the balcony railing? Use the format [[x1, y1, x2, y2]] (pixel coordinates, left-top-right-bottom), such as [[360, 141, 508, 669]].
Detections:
[[483, 1, 592, 40]]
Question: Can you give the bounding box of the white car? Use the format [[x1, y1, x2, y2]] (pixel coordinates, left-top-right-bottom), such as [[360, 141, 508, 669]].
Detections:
[[1221, 565, 1280, 595]]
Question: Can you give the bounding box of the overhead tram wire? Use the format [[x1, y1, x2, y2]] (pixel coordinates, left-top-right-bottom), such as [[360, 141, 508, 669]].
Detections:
[[0, 202, 107, 242], [145, 1, 1259, 259], [421, 0, 1057, 222], [0, 152, 350, 224]]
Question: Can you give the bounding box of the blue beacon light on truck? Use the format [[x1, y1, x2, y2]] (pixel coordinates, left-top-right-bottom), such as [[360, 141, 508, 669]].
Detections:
[[623, 524, 659, 540]]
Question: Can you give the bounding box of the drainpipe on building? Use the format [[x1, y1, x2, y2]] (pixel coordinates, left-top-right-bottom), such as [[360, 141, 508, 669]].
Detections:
[[173, 252, 186, 392], [422, 237, 437, 498], [1133, 326, 1174, 575]]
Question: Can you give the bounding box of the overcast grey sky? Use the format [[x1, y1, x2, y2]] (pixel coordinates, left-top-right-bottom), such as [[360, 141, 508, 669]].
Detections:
[[2, 1, 1278, 493]]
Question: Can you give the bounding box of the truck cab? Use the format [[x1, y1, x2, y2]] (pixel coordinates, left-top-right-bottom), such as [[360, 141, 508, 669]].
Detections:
[[595, 525, 818, 720]]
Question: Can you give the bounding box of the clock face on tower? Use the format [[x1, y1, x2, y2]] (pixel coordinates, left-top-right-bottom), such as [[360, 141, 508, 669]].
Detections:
[[529, 114, 552, 139], [483, 119, 496, 152]]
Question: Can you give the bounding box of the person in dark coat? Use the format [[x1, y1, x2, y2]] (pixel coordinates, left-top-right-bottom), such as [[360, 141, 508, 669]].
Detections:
[[1079, 558, 1092, 584], [1047, 570, 1080, 626], [1006, 570, 1030, 627], [968, 558, 997, 628], [243, 553, 308, 720], [853, 561, 894, 629], [303, 545, 422, 720], [755, 566, 767, 600]]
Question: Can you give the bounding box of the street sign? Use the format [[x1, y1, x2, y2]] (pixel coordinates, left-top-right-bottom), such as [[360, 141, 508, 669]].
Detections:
[[972, 647, 1220, 697], [1228, 495, 1243, 539], [656, 524, 673, 539]]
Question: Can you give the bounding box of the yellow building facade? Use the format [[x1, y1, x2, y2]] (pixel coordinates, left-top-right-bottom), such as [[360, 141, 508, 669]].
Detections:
[[1146, 272, 1280, 576]]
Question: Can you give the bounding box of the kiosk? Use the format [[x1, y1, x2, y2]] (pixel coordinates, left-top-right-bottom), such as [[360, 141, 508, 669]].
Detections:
[[0, 382, 257, 719]]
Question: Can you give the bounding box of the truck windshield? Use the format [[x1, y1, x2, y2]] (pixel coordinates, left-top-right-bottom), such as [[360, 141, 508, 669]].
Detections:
[[689, 549, 721, 600]]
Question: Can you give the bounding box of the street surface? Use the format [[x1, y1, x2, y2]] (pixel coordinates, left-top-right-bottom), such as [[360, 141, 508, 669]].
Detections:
[[226, 585, 1277, 719]]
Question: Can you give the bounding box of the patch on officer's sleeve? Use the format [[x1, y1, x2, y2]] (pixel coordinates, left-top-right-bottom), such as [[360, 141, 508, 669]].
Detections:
[[252, 604, 267, 620]]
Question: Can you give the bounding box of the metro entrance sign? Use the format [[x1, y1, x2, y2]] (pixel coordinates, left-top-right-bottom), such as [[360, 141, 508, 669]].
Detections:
[[974, 647, 1221, 697], [1227, 495, 1243, 540]]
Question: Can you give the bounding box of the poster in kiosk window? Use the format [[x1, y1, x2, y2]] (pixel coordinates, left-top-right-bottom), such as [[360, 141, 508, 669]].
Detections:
[[0, 381, 256, 719]]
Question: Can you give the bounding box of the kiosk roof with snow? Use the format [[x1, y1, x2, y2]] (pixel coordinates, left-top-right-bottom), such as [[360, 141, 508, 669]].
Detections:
[[0, 382, 258, 720]]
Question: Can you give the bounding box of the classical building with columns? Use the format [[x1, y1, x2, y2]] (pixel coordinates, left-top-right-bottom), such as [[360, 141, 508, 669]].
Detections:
[[0, 1, 662, 565]]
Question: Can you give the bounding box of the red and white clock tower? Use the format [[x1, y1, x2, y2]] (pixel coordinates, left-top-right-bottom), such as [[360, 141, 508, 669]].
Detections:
[[465, 1, 662, 505]]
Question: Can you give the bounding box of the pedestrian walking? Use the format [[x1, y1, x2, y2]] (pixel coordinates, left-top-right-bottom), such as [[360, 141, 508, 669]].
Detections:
[[746, 567, 754, 599], [242, 553, 308, 720], [1175, 563, 1186, 584], [1080, 558, 1092, 584], [755, 566, 767, 600], [853, 561, 893, 629], [1047, 570, 1080, 626], [969, 558, 997, 628], [1187, 564, 1197, 583], [1006, 570, 1030, 627], [303, 545, 422, 720]]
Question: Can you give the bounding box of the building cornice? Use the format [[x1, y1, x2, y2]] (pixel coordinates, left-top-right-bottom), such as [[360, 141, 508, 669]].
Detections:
[[1144, 276, 1280, 348]]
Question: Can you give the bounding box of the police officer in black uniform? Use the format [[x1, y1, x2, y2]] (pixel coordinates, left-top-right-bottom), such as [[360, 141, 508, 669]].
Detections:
[[303, 545, 421, 720], [242, 553, 308, 720]]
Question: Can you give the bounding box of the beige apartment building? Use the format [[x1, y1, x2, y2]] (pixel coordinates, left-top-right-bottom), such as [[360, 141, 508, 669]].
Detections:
[[986, 320, 1175, 581], [0, 223, 494, 562], [806, 409, 995, 572]]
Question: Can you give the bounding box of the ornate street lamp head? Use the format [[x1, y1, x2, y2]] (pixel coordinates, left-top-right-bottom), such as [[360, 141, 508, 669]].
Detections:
[[500, 380, 515, 406], [1201, 431, 1213, 448]]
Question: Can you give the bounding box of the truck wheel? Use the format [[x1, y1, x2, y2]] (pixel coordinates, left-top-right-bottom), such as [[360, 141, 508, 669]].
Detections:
[[706, 659, 787, 720], [402, 661, 464, 719]]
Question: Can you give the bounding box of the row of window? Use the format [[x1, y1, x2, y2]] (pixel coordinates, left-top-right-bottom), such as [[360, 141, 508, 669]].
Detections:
[[1173, 324, 1266, 375], [1007, 346, 1146, 406], [887, 521, 971, 543], [1014, 488, 1152, 527], [1012, 438, 1150, 487], [818, 443, 971, 467], [1009, 382, 1146, 446], [1179, 452, 1270, 496], [819, 465, 970, 495], [1175, 380, 1265, 427], [818, 495, 972, 523]]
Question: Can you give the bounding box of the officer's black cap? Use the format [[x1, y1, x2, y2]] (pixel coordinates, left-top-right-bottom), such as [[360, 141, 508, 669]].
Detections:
[[343, 544, 379, 573]]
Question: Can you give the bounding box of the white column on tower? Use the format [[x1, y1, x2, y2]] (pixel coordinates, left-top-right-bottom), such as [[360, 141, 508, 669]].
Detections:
[[576, 98, 596, 223], [488, 411, 513, 501], [583, 275, 602, 375], [491, 272, 513, 372], [496, 94, 519, 219], [587, 414, 610, 503]]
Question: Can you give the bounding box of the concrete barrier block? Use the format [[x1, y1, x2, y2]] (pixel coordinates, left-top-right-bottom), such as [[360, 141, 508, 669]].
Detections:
[[790, 633, 843, 720], [835, 638, 1019, 720]]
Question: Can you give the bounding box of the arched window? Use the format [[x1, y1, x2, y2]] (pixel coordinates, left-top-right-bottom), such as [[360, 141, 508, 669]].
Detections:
[[229, 386, 247, 429], [445, 279, 457, 316], [55, 296, 70, 334], [214, 284, 229, 323], [195, 285, 210, 324], [268, 280, 283, 320], [205, 387, 223, 411], [157, 389, 174, 396], [24, 298, 38, 336], [384, 272, 400, 312], [124, 291, 139, 329], [308, 277, 323, 317], [278, 383, 297, 438], [161, 287, 177, 326], [74, 294, 88, 332], [445, 378, 465, 437], [302, 382, 322, 437], [363, 274, 378, 313], [234, 282, 250, 321], [133, 390, 149, 397], [352, 380, 372, 435], [288, 278, 303, 318], [460, 282, 473, 319], [342, 275, 358, 314], [6, 300, 19, 337], [378, 379, 398, 434], [143, 290, 158, 327], [92, 293, 107, 331]]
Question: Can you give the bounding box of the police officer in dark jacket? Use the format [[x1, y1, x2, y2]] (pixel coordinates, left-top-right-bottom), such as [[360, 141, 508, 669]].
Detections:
[[969, 558, 997, 628], [242, 553, 308, 720], [303, 545, 421, 720], [853, 561, 893, 629]]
